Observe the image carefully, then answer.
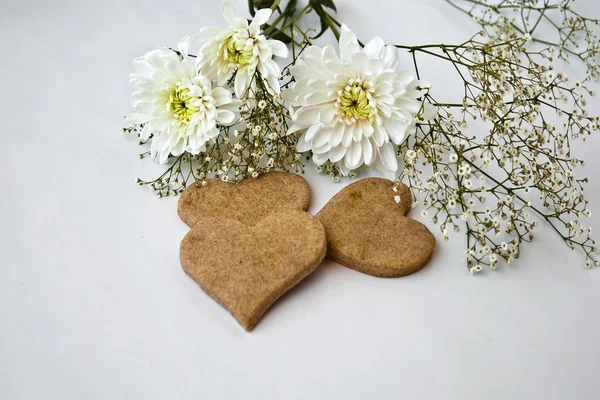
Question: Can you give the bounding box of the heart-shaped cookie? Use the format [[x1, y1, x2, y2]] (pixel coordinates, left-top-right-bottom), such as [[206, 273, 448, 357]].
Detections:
[[316, 178, 435, 277], [180, 210, 327, 331], [178, 172, 310, 227]]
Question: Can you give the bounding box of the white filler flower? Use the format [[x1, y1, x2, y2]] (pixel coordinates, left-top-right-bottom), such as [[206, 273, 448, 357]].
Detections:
[[194, 0, 288, 98], [127, 39, 240, 164], [283, 25, 433, 177]]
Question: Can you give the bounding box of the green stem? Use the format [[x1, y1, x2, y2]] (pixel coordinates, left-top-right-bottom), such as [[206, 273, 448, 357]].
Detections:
[[267, 4, 311, 38]]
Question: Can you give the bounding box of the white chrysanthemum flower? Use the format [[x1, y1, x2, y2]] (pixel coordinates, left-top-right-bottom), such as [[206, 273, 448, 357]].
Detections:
[[127, 39, 241, 164], [193, 0, 288, 98], [283, 25, 435, 178]]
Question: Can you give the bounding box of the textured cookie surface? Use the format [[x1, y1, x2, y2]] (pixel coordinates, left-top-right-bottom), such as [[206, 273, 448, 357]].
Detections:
[[180, 211, 327, 331], [178, 172, 310, 227], [316, 178, 435, 277]]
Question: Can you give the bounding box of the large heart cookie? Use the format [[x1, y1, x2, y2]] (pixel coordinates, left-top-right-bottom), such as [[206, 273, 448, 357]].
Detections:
[[178, 172, 310, 227], [180, 211, 326, 331], [316, 178, 435, 277]]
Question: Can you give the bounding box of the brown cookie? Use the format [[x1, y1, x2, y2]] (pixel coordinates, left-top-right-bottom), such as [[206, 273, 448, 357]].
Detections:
[[178, 172, 311, 227], [180, 211, 327, 331], [316, 178, 435, 277]]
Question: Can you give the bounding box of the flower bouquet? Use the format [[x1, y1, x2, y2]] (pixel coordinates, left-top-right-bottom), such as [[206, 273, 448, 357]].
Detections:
[[124, 0, 600, 273]]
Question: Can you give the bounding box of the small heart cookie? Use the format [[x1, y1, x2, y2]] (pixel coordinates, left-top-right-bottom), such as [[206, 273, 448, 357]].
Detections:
[[180, 211, 327, 331], [316, 178, 435, 277], [178, 172, 310, 227]]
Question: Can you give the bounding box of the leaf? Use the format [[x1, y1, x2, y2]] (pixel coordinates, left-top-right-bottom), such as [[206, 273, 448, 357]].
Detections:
[[262, 23, 294, 44], [318, 0, 337, 12], [308, 0, 338, 39], [283, 0, 298, 17]]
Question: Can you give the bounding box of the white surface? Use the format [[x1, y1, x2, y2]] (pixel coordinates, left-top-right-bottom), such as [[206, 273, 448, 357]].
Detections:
[[1, 0, 600, 399]]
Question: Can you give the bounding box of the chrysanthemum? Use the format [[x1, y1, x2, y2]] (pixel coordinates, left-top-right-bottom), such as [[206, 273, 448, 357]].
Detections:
[[193, 0, 288, 98], [283, 25, 434, 177], [127, 39, 240, 164]]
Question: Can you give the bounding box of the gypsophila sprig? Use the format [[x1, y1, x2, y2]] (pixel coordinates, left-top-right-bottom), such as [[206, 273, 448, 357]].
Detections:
[[394, 25, 599, 271], [446, 0, 600, 81]]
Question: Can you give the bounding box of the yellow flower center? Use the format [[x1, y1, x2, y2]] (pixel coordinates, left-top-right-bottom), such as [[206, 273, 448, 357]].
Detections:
[[169, 87, 199, 122], [223, 35, 254, 66], [338, 82, 374, 122]]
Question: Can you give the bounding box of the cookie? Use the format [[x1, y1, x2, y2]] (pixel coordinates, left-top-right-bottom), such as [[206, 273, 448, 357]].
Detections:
[[180, 211, 327, 331], [178, 172, 310, 227], [316, 178, 435, 277]]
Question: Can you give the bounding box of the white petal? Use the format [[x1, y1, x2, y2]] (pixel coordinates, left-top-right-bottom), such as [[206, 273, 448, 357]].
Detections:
[[372, 125, 386, 146], [312, 128, 330, 148], [337, 162, 350, 176], [258, 44, 273, 61], [222, 0, 238, 26], [364, 36, 385, 59], [344, 140, 363, 170], [211, 87, 233, 107], [378, 142, 398, 172], [193, 26, 223, 42], [177, 36, 192, 58], [286, 123, 305, 136], [312, 152, 329, 165], [318, 103, 337, 123], [294, 106, 322, 126], [382, 45, 399, 69], [305, 123, 323, 142], [268, 40, 288, 58], [261, 58, 281, 77], [329, 144, 347, 163], [216, 109, 236, 125], [296, 132, 312, 152], [171, 137, 186, 156], [312, 142, 331, 155], [330, 123, 344, 147], [126, 112, 149, 124], [342, 124, 353, 147], [249, 8, 272, 35], [234, 71, 250, 98], [265, 74, 281, 94], [395, 70, 415, 85], [384, 119, 408, 144], [362, 136, 374, 165], [339, 25, 360, 63]]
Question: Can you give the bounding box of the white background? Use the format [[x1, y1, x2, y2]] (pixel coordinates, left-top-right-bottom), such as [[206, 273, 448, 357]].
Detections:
[[2, 0, 600, 398]]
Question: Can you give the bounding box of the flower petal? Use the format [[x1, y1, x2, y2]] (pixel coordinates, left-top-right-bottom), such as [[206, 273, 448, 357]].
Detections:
[[305, 123, 322, 141], [330, 123, 344, 147], [339, 25, 360, 63], [378, 142, 398, 172], [234, 71, 250, 98], [296, 132, 312, 152], [344, 140, 363, 170], [295, 106, 322, 126], [178, 36, 192, 58], [329, 144, 347, 163], [312, 127, 331, 148], [286, 123, 305, 136], [216, 109, 236, 125], [363, 137, 376, 166], [268, 39, 288, 58], [364, 36, 385, 59], [312, 152, 329, 165], [193, 26, 223, 42], [249, 8, 272, 35], [222, 0, 237, 26]]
